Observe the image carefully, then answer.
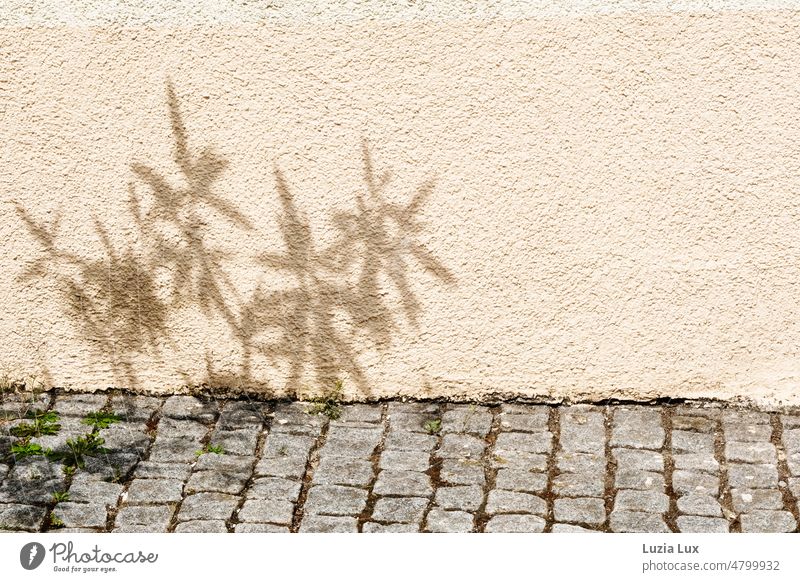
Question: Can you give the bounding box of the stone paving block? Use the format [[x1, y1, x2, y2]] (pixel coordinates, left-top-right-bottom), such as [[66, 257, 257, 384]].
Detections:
[[676, 494, 723, 517], [434, 485, 484, 512], [194, 454, 254, 473], [610, 510, 670, 533], [217, 401, 268, 430], [441, 406, 492, 436], [787, 453, 800, 477], [486, 490, 546, 516], [554, 497, 606, 525], [235, 523, 290, 533], [494, 431, 552, 454], [305, 485, 368, 516], [262, 433, 315, 458], [238, 499, 294, 525], [0, 461, 65, 504], [494, 469, 547, 494], [67, 475, 123, 505], [0, 503, 46, 531], [373, 471, 432, 498], [270, 411, 324, 436], [498, 412, 549, 434], [53, 393, 108, 417], [384, 431, 437, 451], [677, 516, 729, 533], [612, 449, 663, 473], [557, 452, 605, 474], [148, 437, 204, 463], [371, 497, 428, 523], [615, 490, 669, 513], [425, 508, 474, 532], [671, 416, 716, 433], [246, 477, 302, 501], [485, 513, 546, 532], [491, 451, 548, 472], [300, 515, 358, 532], [186, 471, 248, 495], [254, 454, 309, 480], [731, 488, 785, 512], [127, 479, 184, 503], [83, 452, 141, 481], [611, 409, 664, 450], [552, 473, 605, 497], [498, 402, 547, 415], [438, 434, 486, 459], [314, 458, 374, 487], [674, 405, 722, 419], [175, 520, 229, 533], [112, 524, 169, 533], [161, 396, 218, 422], [672, 470, 719, 495], [740, 510, 797, 533], [115, 505, 173, 528], [100, 424, 151, 454], [726, 464, 778, 489], [781, 415, 800, 428], [0, 393, 52, 421], [782, 428, 800, 452], [178, 492, 239, 521], [725, 441, 777, 464], [110, 395, 161, 423], [789, 477, 800, 499], [379, 450, 430, 472], [362, 522, 418, 533], [210, 429, 259, 456], [672, 430, 715, 454], [386, 412, 432, 433], [615, 470, 664, 491], [323, 426, 382, 458], [133, 461, 192, 481], [439, 460, 485, 486], [559, 409, 605, 454], [337, 404, 383, 424], [722, 410, 771, 426], [673, 453, 719, 474], [551, 523, 599, 533], [387, 402, 439, 416], [724, 423, 773, 443], [154, 417, 208, 440], [53, 502, 108, 529]]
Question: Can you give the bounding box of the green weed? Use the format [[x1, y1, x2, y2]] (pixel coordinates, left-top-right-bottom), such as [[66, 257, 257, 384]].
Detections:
[[52, 491, 70, 503], [306, 378, 344, 420], [195, 444, 225, 457], [82, 410, 121, 430], [423, 418, 442, 435], [10, 409, 61, 438]]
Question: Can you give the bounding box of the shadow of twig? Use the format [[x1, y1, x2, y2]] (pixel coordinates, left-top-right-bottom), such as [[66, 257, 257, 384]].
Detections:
[[15, 81, 456, 396]]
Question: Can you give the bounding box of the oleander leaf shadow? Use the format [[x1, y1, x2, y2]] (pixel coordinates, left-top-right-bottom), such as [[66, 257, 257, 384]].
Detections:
[[14, 80, 456, 397]]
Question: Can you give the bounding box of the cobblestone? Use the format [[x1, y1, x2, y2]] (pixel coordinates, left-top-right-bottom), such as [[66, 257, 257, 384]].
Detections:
[[1, 391, 796, 533]]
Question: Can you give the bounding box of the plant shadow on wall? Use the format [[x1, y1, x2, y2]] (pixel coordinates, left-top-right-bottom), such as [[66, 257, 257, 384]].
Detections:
[[14, 80, 456, 397]]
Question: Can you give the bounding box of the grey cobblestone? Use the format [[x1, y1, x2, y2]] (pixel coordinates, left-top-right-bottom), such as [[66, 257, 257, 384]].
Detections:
[[175, 520, 228, 533], [0, 393, 795, 533], [127, 478, 185, 503], [739, 510, 797, 533], [371, 496, 428, 523], [425, 508, 474, 532], [485, 513, 546, 532], [676, 516, 729, 533], [299, 515, 358, 533]]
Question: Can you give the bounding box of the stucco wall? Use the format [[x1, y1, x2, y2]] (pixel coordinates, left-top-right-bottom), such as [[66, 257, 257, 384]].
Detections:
[[2, 2, 800, 405]]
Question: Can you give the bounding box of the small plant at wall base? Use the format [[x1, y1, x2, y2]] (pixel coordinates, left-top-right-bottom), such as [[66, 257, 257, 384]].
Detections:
[[306, 379, 344, 420], [423, 419, 441, 435], [10, 409, 61, 438], [82, 411, 121, 430]]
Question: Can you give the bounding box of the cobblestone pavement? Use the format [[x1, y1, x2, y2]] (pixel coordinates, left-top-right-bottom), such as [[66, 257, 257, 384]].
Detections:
[[1, 390, 799, 533]]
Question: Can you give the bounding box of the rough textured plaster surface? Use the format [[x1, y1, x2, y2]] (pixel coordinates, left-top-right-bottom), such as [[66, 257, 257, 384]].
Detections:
[[2, 10, 800, 406]]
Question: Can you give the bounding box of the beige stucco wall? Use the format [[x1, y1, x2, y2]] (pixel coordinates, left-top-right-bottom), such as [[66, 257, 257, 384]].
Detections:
[[2, 2, 800, 406]]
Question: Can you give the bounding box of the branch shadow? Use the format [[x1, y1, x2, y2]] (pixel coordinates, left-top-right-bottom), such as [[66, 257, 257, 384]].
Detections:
[[14, 80, 456, 398]]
